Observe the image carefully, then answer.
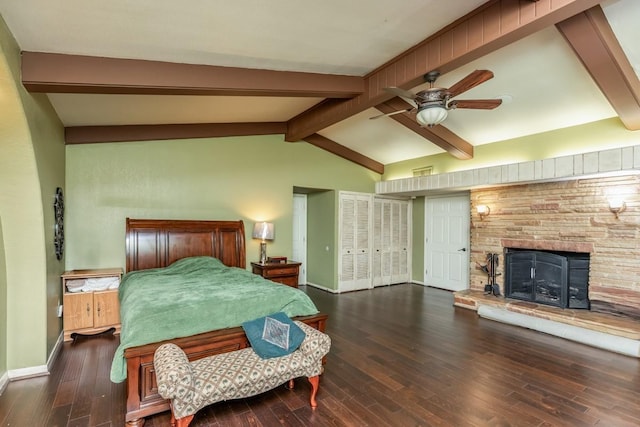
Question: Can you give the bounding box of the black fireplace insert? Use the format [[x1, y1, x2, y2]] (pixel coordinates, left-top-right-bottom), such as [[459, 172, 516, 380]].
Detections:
[[504, 248, 590, 309]]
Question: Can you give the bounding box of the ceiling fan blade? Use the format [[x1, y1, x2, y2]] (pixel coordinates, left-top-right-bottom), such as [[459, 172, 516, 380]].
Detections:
[[369, 108, 414, 120], [384, 87, 419, 108], [446, 70, 494, 98], [449, 99, 502, 110]]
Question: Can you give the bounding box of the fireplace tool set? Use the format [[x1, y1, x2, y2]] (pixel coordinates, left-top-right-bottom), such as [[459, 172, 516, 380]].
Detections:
[[478, 253, 501, 296]]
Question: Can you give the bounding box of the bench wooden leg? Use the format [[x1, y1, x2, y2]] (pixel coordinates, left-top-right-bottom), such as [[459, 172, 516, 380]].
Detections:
[[308, 376, 319, 408], [170, 403, 194, 427], [173, 414, 194, 427]]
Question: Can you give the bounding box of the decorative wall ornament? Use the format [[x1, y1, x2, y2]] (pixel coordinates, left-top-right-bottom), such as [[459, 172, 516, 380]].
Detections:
[[54, 187, 64, 260]]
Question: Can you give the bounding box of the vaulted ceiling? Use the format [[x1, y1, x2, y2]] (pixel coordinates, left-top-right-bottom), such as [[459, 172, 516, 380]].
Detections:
[[2, 0, 639, 174]]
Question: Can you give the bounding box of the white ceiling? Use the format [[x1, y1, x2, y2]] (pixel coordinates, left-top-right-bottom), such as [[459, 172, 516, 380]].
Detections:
[[1, 0, 638, 166]]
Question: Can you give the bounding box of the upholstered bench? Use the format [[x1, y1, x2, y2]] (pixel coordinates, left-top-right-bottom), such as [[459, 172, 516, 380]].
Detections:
[[153, 321, 331, 427]]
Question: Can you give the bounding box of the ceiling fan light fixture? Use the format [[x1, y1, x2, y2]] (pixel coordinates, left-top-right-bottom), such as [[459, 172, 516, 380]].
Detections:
[[416, 105, 448, 127]]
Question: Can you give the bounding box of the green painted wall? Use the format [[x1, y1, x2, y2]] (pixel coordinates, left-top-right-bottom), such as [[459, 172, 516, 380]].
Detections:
[[0, 15, 65, 371], [26, 92, 66, 357], [65, 137, 378, 289], [307, 191, 337, 289], [383, 117, 640, 180], [0, 217, 7, 379], [411, 197, 425, 282]]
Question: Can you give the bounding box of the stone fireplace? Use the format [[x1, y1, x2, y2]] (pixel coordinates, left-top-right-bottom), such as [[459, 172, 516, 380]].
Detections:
[[455, 175, 640, 356], [469, 174, 640, 317]]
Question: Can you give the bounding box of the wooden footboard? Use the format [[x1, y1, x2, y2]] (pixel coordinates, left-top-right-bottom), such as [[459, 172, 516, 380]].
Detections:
[[123, 313, 328, 426]]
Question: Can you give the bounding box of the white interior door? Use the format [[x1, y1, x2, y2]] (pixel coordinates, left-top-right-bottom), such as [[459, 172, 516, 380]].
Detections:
[[292, 194, 307, 285], [424, 194, 470, 291]]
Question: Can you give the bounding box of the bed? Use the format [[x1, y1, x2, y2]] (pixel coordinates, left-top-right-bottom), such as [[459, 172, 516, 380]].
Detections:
[[118, 218, 328, 427]]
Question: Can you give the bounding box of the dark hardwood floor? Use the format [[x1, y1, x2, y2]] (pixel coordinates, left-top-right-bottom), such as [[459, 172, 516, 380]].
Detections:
[[2, 284, 639, 426]]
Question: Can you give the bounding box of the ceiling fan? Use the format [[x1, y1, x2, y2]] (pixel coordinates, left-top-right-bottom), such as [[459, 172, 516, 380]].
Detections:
[[371, 69, 502, 127]]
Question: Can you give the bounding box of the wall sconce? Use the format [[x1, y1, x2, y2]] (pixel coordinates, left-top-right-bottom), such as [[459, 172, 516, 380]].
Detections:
[[608, 199, 626, 219], [476, 204, 490, 219], [252, 222, 275, 264]]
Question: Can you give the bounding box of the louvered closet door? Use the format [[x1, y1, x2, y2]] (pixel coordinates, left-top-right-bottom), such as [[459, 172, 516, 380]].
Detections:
[[372, 199, 383, 286], [372, 198, 411, 286], [372, 198, 392, 287], [391, 200, 410, 283], [355, 196, 371, 287], [339, 192, 372, 292], [340, 195, 356, 286], [381, 201, 392, 285]]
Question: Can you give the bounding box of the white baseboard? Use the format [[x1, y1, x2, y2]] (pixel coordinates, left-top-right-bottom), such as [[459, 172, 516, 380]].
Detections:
[[304, 282, 339, 294], [478, 305, 640, 358], [306, 282, 420, 293], [6, 332, 63, 382], [7, 364, 49, 380], [0, 371, 8, 395], [47, 332, 63, 372]]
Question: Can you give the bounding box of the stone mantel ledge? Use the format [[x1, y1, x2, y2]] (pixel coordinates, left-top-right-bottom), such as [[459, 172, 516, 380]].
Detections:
[[501, 239, 594, 253], [377, 145, 640, 196], [454, 290, 640, 341]]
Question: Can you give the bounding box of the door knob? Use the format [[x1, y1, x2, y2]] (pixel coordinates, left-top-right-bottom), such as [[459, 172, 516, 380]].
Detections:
[[458, 248, 467, 252]]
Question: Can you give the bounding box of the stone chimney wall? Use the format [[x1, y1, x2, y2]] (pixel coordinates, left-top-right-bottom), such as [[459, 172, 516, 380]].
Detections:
[[469, 174, 640, 310]]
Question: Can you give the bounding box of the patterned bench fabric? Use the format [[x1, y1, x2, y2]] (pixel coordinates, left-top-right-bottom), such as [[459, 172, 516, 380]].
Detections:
[[154, 321, 331, 420], [153, 341, 196, 405]]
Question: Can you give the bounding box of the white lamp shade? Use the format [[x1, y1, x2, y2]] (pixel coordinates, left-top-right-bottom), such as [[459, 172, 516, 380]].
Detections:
[[416, 106, 448, 127], [476, 205, 490, 217], [608, 199, 625, 210], [252, 222, 275, 240]]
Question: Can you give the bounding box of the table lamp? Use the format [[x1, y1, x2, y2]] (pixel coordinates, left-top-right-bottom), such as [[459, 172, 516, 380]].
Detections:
[[252, 222, 274, 264]]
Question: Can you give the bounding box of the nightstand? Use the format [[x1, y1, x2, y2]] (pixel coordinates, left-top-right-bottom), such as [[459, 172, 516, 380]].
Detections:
[[61, 268, 123, 341], [251, 261, 301, 288]]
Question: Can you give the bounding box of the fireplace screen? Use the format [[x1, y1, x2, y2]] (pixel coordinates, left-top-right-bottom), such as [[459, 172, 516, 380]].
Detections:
[[504, 249, 589, 309]]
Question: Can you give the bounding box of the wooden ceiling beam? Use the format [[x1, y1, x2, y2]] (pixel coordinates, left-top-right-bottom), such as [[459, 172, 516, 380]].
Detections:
[[302, 134, 384, 174], [21, 52, 364, 98], [286, 0, 603, 142], [67, 122, 385, 174], [375, 98, 473, 160], [556, 6, 640, 130], [65, 122, 287, 144]]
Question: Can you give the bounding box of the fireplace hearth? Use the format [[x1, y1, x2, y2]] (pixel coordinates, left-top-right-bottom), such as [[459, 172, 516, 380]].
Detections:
[[504, 248, 590, 309]]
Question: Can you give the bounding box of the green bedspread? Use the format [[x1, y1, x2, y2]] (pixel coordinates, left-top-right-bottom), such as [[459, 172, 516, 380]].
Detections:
[[109, 256, 318, 383]]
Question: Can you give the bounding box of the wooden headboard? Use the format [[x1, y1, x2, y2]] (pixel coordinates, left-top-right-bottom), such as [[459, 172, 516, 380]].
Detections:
[[125, 218, 246, 272]]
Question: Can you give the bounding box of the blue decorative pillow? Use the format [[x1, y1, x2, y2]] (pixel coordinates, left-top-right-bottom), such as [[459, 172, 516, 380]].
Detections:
[[242, 312, 306, 359]]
